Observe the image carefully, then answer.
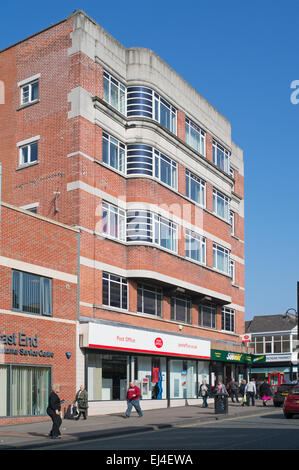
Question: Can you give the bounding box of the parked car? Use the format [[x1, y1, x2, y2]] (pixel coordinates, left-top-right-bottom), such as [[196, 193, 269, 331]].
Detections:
[[273, 383, 296, 407], [283, 386, 299, 418]]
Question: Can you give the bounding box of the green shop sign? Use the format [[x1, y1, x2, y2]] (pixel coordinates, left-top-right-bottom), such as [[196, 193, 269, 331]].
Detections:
[[211, 349, 266, 364]]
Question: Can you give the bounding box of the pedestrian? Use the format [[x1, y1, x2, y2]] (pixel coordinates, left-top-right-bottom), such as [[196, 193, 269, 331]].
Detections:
[[239, 379, 247, 406], [199, 379, 209, 408], [228, 377, 239, 403], [215, 380, 228, 396], [46, 384, 62, 439], [74, 384, 88, 420], [245, 377, 256, 406], [259, 378, 273, 406], [124, 381, 143, 418]]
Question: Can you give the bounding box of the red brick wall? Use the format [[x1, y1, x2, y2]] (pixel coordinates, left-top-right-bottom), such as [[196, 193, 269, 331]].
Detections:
[[0, 204, 78, 425]]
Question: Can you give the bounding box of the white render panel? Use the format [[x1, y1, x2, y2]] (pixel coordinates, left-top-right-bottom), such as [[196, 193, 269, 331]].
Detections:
[[69, 11, 236, 149]]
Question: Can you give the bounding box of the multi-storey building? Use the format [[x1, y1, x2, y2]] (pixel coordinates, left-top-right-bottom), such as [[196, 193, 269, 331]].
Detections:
[[0, 201, 78, 425], [246, 314, 298, 385], [0, 10, 245, 416]]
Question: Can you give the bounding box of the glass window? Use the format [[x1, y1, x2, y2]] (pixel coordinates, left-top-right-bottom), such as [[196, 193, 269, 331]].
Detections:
[[198, 361, 210, 386], [199, 305, 216, 329], [221, 307, 235, 332], [185, 229, 206, 264], [126, 210, 152, 242], [169, 359, 196, 399], [4, 365, 50, 417], [137, 284, 162, 317], [21, 80, 39, 105], [213, 243, 230, 274], [19, 141, 38, 166], [154, 215, 177, 252], [102, 272, 127, 310], [88, 352, 129, 401], [12, 270, 52, 316], [213, 189, 230, 221], [185, 118, 205, 156], [154, 150, 177, 189], [282, 335, 290, 353], [154, 93, 176, 134], [230, 211, 234, 235], [171, 297, 191, 324], [102, 201, 126, 242], [135, 356, 167, 400], [103, 71, 126, 115], [186, 170, 206, 207], [102, 132, 125, 173], [230, 259, 235, 283], [213, 140, 230, 174]]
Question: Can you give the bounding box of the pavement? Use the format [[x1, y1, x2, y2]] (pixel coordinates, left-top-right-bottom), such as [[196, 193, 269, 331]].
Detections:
[[0, 400, 281, 450]]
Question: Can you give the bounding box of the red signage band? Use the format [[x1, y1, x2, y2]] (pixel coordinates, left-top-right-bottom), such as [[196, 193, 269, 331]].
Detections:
[[88, 343, 210, 360]]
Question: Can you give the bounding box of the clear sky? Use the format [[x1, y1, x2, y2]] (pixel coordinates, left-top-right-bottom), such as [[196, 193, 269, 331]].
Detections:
[[1, 0, 298, 320]]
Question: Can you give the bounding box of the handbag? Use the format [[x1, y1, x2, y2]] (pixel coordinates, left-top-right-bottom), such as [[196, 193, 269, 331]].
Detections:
[[79, 400, 89, 409]]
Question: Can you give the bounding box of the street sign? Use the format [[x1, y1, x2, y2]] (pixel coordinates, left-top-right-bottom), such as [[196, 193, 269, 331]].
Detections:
[[241, 334, 251, 343]]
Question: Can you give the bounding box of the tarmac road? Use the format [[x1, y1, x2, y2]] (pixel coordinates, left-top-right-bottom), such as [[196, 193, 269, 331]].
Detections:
[[30, 409, 299, 451]]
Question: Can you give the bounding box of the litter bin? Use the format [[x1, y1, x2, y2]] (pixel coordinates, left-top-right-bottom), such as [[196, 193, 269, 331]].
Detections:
[[214, 394, 228, 414]]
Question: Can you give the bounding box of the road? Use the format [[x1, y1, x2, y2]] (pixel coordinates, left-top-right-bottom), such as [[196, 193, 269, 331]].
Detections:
[[33, 410, 299, 451]]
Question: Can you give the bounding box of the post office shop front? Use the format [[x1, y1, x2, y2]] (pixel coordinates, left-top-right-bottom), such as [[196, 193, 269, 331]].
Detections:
[[79, 322, 211, 414]]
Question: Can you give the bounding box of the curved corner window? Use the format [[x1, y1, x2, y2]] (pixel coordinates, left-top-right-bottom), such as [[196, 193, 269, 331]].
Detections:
[[127, 87, 153, 118], [127, 210, 152, 242], [127, 144, 153, 176], [154, 150, 177, 189]]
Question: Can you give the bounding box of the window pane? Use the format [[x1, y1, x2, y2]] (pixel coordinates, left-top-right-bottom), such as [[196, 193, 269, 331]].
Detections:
[[31, 82, 39, 101], [12, 271, 20, 309], [23, 273, 41, 314], [110, 281, 121, 308], [30, 142, 38, 162]]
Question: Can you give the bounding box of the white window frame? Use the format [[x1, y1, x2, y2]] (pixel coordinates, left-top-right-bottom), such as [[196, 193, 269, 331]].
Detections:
[[213, 189, 230, 222], [213, 140, 230, 174], [102, 272, 128, 310], [186, 170, 206, 208], [230, 259, 235, 284], [230, 210, 235, 235], [18, 141, 39, 166], [153, 92, 176, 134], [213, 243, 230, 275], [102, 201, 126, 242], [221, 307, 235, 332], [185, 117, 206, 156], [154, 150, 177, 190], [102, 131, 126, 174], [103, 71, 126, 115], [20, 80, 39, 106], [154, 214, 177, 253], [185, 229, 206, 265]]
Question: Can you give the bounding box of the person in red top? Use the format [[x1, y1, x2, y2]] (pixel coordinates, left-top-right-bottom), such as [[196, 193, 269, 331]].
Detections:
[[124, 381, 143, 418]]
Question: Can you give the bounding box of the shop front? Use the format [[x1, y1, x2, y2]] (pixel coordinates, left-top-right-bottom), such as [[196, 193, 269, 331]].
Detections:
[[0, 322, 76, 425], [210, 349, 251, 388], [249, 353, 298, 385], [79, 322, 211, 413]]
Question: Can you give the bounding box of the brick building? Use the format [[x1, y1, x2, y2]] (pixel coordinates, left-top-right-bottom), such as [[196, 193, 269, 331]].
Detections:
[[0, 202, 78, 424], [0, 10, 245, 417]]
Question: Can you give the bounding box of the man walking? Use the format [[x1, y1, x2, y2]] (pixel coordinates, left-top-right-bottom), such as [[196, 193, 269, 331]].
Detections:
[[229, 377, 239, 403], [245, 378, 256, 406], [125, 381, 143, 418]]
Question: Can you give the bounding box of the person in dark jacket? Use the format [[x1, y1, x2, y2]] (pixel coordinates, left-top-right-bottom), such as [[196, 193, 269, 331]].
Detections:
[[198, 380, 210, 408], [74, 385, 88, 420], [124, 381, 143, 418], [259, 379, 273, 406], [239, 379, 247, 406], [229, 377, 239, 403], [46, 384, 62, 439]]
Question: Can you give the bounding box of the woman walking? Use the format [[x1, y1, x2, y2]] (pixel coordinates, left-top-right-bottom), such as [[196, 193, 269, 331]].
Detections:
[[46, 384, 62, 439], [259, 378, 272, 406]]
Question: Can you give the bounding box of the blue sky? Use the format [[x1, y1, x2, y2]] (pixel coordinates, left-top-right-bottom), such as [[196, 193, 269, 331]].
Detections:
[[1, 0, 298, 320]]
